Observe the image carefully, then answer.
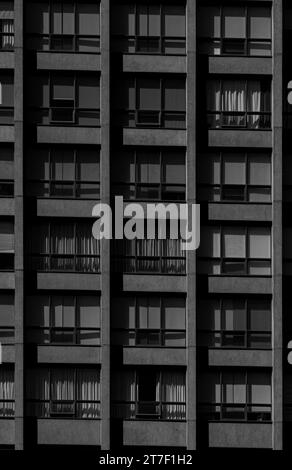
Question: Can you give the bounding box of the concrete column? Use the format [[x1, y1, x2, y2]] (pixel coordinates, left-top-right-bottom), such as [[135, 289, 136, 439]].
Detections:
[[272, 0, 283, 451], [186, 0, 197, 450], [13, 0, 24, 450], [100, 0, 111, 450]]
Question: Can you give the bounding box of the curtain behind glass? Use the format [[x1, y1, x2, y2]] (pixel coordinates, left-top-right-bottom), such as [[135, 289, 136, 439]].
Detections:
[[76, 223, 100, 272], [0, 368, 14, 417], [77, 369, 100, 418], [222, 80, 245, 126], [2, 20, 14, 49], [26, 368, 49, 417], [161, 371, 186, 420]]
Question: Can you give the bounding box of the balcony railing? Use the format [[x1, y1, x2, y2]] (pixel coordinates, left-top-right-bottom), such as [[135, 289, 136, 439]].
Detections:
[[197, 184, 271, 203], [0, 400, 15, 418], [114, 256, 186, 275], [112, 35, 186, 55], [0, 327, 14, 345], [198, 257, 271, 276], [112, 401, 186, 421], [112, 328, 186, 347], [207, 111, 271, 129], [119, 110, 186, 129], [27, 180, 100, 199], [0, 107, 14, 125], [26, 327, 100, 346], [29, 254, 100, 273], [26, 399, 100, 419], [198, 330, 272, 349], [198, 37, 272, 57], [113, 182, 185, 202], [26, 34, 100, 53], [198, 403, 271, 422], [29, 108, 100, 127]]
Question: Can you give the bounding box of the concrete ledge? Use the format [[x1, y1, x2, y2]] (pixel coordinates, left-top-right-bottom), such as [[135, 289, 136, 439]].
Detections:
[[208, 57, 272, 75], [208, 422, 272, 449], [37, 126, 101, 145], [208, 349, 272, 368], [208, 276, 272, 294], [0, 273, 15, 290], [208, 130, 272, 148], [208, 203, 272, 222], [37, 419, 100, 446], [123, 128, 186, 147], [0, 52, 14, 69], [0, 420, 14, 445], [123, 275, 186, 293], [0, 126, 14, 143], [37, 52, 101, 71], [37, 346, 101, 364], [123, 54, 186, 74], [123, 347, 186, 366], [37, 199, 98, 218], [123, 420, 186, 447], [0, 198, 14, 216], [1, 345, 15, 363], [36, 272, 101, 291]]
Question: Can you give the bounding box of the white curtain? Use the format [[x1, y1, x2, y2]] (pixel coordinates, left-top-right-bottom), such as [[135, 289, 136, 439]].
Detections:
[[248, 81, 262, 128], [51, 369, 74, 415], [207, 81, 221, 127], [222, 81, 245, 126], [2, 20, 14, 49], [136, 239, 185, 273], [26, 369, 50, 417], [76, 223, 100, 272], [77, 369, 100, 418], [51, 224, 74, 271], [161, 371, 186, 420], [0, 368, 14, 417]]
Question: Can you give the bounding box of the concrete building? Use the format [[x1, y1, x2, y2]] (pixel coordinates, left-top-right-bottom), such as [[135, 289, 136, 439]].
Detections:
[[0, 0, 289, 450]]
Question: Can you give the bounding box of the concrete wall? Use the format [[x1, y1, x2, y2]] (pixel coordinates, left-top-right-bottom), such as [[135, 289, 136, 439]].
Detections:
[[0, 52, 14, 69], [208, 422, 272, 449], [0, 420, 15, 445], [208, 204, 272, 222], [208, 57, 272, 75], [36, 199, 98, 218], [122, 274, 186, 293], [37, 346, 101, 364], [123, 420, 186, 447], [208, 349, 272, 368], [0, 126, 14, 142], [37, 419, 101, 446], [123, 129, 187, 147], [1, 345, 15, 363], [208, 130, 272, 148], [36, 273, 101, 291], [123, 55, 186, 74], [0, 273, 15, 290], [0, 198, 14, 216], [122, 347, 186, 366], [37, 53, 101, 71], [37, 126, 101, 145], [208, 276, 272, 295]]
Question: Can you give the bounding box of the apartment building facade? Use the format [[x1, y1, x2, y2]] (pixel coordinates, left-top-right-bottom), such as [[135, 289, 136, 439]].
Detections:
[[0, 0, 288, 450]]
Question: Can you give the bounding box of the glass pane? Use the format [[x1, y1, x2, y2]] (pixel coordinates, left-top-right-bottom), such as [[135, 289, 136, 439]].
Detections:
[[163, 152, 185, 185], [248, 372, 271, 404], [78, 77, 100, 109], [27, 149, 49, 180], [248, 228, 270, 259], [1, 76, 13, 107], [148, 298, 160, 329], [52, 2, 62, 34], [249, 7, 271, 39], [62, 3, 74, 35], [78, 296, 100, 328], [164, 5, 185, 37], [198, 7, 220, 38], [52, 77, 74, 100], [197, 299, 221, 330], [164, 297, 185, 329], [0, 294, 14, 325], [223, 153, 246, 184], [51, 149, 74, 181], [198, 153, 220, 185], [137, 152, 160, 184], [77, 149, 100, 182], [199, 226, 220, 258], [148, 5, 160, 36], [222, 300, 246, 330], [112, 4, 135, 36], [249, 153, 271, 185], [223, 372, 246, 404], [164, 79, 186, 112], [249, 42, 271, 56], [223, 227, 246, 258], [78, 3, 100, 36], [26, 2, 49, 34], [249, 300, 271, 331], [138, 79, 160, 110], [223, 7, 246, 39], [111, 297, 135, 329], [112, 151, 135, 183], [26, 295, 50, 327]]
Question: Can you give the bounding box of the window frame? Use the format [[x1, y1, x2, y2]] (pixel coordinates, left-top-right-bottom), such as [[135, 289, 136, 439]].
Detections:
[[198, 4, 272, 57], [197, 151, 271, 203]]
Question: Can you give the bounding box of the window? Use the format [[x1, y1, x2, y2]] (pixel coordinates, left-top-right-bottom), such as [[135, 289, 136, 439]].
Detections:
[[198, 5, 271, 56], [116, 76, 186, 129], [28, 221, 100, 272], [26, 2, 100, 53], [112, 149, 185, 201], [198, 225, 271, 275], [0, 368, 14, 417], [0, 219, 14, 271], [28, 73, 100, 126], [283, 228, 292, 275], [114, 236, 186, 275], [0, 294, 14, 345], [112, 369, 186, 420], [26, 367, 100, 418], [198, 370, 271, 422], [0, 74, 14, 125], [207, 79, 271, 129], [26, 294, 100, 345], [112, 296, 186, 347], [112, 3, 186, 55], [0, 2, 14, 50], [0, 146, 13, 197], [26, 147, 100, 198], [198, 298, 271, 349], [198, 151, 271, 203]]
